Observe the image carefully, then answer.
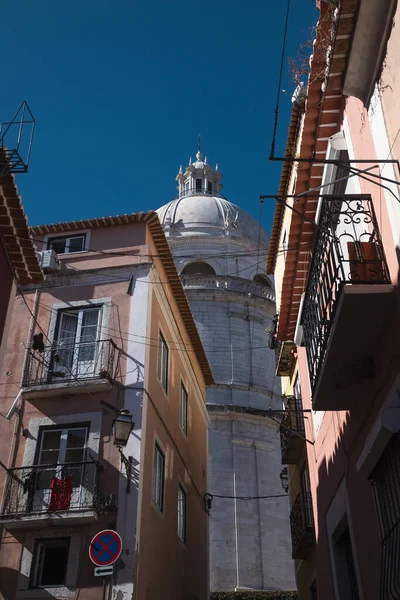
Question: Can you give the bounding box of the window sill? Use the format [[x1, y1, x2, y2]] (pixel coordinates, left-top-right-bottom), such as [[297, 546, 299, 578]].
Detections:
[[151, 499, 165, 520], [156, 378, 169, 401], [17, 587, 76, 599]]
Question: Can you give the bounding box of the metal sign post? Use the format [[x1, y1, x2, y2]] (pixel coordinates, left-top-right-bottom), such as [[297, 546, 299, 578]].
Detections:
[[89, 530, 122, 600]]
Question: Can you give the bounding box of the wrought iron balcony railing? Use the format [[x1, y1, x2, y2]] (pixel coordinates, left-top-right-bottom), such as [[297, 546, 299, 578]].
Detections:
[[302, 195, 390, 392], [23, 339, 120, 388], [290, 491, 315, 559], [280, 396, 305, 464], [178, 186, 224, 199], [1, 461, 101, 517]]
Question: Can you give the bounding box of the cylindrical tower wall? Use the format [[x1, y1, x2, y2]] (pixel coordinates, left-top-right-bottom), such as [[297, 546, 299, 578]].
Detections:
[[157, 191, 295, 592]]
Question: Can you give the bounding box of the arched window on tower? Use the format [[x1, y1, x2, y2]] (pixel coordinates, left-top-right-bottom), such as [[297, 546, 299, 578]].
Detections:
[[181, 261, 216, 276], [253, 274, 272, 288]]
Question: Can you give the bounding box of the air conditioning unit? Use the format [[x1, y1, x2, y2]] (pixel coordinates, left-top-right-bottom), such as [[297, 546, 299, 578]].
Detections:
[[38, 249, 60, 273]]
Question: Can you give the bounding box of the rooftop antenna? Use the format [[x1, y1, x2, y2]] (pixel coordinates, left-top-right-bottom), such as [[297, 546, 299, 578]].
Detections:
[[0, 101, 35, 179]]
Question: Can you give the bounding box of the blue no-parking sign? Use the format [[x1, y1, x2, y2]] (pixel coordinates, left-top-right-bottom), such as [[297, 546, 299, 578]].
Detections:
[[89, 530, 122, 567]]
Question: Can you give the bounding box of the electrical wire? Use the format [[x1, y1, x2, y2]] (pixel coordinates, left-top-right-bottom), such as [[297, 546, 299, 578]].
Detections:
[[6, 231, 272, 261], [270, 0, 291, 159], [18, 293, 277, 355], [209, 493, 288, 501]]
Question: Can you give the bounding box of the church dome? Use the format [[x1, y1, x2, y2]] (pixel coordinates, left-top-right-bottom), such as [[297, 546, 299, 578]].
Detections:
[[157, 146, 269, 247]]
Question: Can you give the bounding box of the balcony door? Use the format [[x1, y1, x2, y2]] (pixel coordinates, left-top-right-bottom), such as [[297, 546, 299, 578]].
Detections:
[[54, 307, 101, 381], [30, 427, 89, 513]]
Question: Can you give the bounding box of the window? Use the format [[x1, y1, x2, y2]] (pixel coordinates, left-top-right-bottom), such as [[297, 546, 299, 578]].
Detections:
[[180, 383, 188, 435], [371, 433, 400, 598], [157, 331, 169, 392], [195, 178, 202, 192], [181, 261, 216, 276], [152, 443, 165, 511], [282, 228, 288, 259], [177, 484, 187, 542], [207, 181, 213, 193], [54, 307, 101, 379], [47, 234, 86, 254], [34, 427, 88, 507], [309, 580, 317, 600], [31, 538, 70, 587], [332, 524, 360, 600], [253, 274, 272, 287]]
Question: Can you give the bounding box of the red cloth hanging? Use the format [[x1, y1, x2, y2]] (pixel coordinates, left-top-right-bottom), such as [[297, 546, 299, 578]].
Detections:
[[49, 476, 72, 511]]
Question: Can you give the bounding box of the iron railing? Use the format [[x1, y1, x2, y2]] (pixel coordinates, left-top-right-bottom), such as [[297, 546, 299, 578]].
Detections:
[[302, 195, 390, 391], [371, 432, 400, 599], [178, 186, 224, 199], [23, 339, 120, 388], [290, 491, 315, 557], [1, 461, 101, 516], [280, 396, 305, 464]]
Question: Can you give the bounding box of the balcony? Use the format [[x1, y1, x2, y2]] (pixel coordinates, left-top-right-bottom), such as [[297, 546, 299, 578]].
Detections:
[[302, 195, 394, 410], [22, 339, 120, 398], [290, 491, 315, 559], [280, 396, 305, 464], [0, 461, 102, 529]]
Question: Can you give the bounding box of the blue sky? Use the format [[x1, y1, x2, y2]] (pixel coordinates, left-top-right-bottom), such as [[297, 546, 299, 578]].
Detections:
[[2, 0, 317, 233]]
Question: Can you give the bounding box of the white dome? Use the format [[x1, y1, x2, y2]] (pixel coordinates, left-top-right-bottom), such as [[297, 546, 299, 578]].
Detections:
[[157, 194, 269, 247]]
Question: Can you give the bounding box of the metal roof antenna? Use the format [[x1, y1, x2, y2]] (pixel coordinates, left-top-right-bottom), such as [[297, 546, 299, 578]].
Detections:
[[0, 101, 35, 179]]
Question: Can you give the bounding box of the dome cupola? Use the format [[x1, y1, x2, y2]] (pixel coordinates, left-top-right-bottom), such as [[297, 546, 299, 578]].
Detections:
[[176, 138, 223, 198]]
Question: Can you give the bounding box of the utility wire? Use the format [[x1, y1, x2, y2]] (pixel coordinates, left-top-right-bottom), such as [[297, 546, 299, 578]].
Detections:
[[270, 0, 291, 159], [18, 294, 277, 354], [209, 493, 288, 501]]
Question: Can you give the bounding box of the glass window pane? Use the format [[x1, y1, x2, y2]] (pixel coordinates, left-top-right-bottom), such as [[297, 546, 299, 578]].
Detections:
[[39, 450, 59, 465], [48, 238, 66, 253], [81, 309, 100, 329], [153, 444, 164, 510], [41, 430, 62, 452], [180, 384, 188, 434], [65, 449, 85, 464], [66, 428, 87, 449], [67, 236, 85, 253], [58, 313, 78, 345]]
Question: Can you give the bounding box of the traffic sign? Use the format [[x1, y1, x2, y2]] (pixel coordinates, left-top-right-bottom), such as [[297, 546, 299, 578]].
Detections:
[[89, 530, 122, 566], [94, 566, 113, 577]]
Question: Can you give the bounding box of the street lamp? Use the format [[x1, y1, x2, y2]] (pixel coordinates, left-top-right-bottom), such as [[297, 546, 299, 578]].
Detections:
[[280, 467, 289, 493], [112, 409, 134, 447], [112, 409, 134, 492]]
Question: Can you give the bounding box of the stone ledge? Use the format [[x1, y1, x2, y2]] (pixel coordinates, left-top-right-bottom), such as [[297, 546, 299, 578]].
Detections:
[[211, 592, 297, 600]]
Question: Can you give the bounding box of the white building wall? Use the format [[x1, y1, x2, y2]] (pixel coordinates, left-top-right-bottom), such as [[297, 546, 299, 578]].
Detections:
[[167, 236, 296, 592]]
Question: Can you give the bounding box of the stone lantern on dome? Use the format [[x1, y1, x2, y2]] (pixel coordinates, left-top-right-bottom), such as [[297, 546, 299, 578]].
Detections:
[[176, 145, 223, 199]]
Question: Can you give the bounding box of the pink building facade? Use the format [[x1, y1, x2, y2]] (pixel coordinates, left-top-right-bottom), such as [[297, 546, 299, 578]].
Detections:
[[269, 1, 400, 598], [0, 211, 213, 600]]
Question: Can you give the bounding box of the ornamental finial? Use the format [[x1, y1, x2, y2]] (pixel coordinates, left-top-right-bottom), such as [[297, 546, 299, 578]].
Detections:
[[196, 134, 202, 161]]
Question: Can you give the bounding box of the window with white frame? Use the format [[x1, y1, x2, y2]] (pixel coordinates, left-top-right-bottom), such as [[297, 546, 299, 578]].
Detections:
[[47, 233, 86, 254], [157, 331, 169, 393], [177, 484, 187, 542], [31, 538, 70, 588], [30, 426, 89, 511], [53, 306, 101, 379], [180, 382, 188, 435], [152, 442, 165, 511]]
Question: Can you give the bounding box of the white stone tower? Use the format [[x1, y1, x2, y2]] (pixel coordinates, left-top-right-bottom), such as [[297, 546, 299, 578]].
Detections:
[[157, 148, 295, 592]]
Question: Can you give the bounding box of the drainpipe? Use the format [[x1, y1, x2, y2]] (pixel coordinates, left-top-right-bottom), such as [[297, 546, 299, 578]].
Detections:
[[231, 420, 240, 590]]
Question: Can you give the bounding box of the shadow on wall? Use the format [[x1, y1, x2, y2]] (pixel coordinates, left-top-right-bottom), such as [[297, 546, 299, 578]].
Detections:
[[315, 262, 400, 599], [0, 567, 58, 600]]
